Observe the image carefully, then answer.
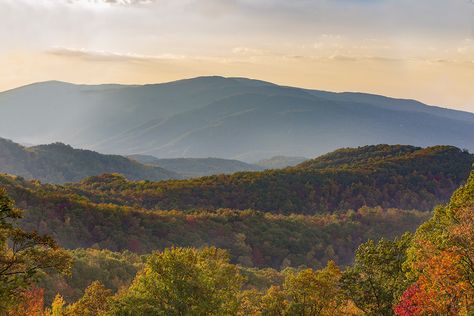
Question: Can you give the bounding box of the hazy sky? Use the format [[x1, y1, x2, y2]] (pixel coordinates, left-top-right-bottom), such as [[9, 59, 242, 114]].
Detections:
[[1, 0, 473, 111]]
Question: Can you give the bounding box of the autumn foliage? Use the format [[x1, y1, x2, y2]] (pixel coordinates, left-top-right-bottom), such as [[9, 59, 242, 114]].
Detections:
[[395, 171, 474, 315], [0, 148, 472, 315]]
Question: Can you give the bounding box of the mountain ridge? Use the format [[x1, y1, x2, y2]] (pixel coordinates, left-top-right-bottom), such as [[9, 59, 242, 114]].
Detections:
[[4, 76, 472, 118], [1, 76, 473, 160], [0, 138, 180, 183], [65, 144, 474, 214]]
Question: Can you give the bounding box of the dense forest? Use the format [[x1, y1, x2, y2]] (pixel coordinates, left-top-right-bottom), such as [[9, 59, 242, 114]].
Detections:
[[66, 145, 473, 213], [0, 172, 427, 268], [0, 144, 472, 315], [1, 169, 473, 315]]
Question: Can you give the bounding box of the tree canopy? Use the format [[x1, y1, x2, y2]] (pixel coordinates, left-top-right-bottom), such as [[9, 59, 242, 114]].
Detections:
[[0, 188, 71, 313]]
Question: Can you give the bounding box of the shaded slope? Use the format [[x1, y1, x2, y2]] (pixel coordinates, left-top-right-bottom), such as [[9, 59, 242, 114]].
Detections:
[[0, 138, 179, 183], [94, 92, 474, 161], [296, 144, 434, 170], [1, 77, 474, 160]]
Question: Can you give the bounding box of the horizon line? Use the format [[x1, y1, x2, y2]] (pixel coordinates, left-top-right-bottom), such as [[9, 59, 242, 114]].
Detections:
[[2, 75, 472, 114]]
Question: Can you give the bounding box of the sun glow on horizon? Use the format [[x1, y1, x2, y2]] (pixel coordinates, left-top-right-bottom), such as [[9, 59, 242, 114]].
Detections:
[[1, 0, 473, 111]]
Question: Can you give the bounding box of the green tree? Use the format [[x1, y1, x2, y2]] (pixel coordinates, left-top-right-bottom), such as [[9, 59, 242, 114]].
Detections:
[[260, 285, 287, 316], [398, 170, 474, 314], [340, 233, 412, 316], [109, 247, 244, 316], [285, 261, 343, 316], [66, 281, 112, 316], [238, 289, 263, 316], [0, 188, 71, 313], [45, 294, 66, 316]]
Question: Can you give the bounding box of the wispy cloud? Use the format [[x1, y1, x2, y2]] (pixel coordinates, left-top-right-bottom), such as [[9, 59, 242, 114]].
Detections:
[[48, 44, 474, 69], [1, 0, 473, 110], [61, 0, 158, 6], [48, 47, 186, 62]]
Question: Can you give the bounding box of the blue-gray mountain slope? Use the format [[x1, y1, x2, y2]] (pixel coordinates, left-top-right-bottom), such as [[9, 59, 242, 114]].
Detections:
[[0, 76, 472, 161]]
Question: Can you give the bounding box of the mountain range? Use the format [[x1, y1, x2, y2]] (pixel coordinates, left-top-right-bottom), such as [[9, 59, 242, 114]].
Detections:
[[1, 76, 473, 161]]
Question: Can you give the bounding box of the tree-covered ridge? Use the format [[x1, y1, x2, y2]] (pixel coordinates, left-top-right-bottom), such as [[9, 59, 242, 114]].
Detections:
[[67, 145, 473, 214], [0, 138, 180, 184], [295, 144, 459, 170], [2, 169, 473, 315], [0, 172, 427, 270]]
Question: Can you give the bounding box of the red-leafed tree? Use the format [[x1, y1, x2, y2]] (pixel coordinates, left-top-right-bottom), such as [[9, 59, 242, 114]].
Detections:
[[398, 171, 474, 315]]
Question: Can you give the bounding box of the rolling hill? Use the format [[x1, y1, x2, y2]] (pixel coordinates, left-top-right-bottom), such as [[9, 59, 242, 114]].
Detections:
[[0, 170, 429, 271], [0, 143, 470, 269], [0, 143, 471, 311], [128, 155, 263, 178], [65, 145, 474, 214], [0, 138, 179, 183], [1, 77, 473, 161]]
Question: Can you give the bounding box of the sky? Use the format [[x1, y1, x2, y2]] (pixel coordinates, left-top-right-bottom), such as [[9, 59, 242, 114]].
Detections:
[[0, 0, 473, 111]]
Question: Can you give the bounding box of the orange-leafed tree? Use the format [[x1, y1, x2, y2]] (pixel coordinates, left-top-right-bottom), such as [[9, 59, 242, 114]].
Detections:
[[6, 287, 45, 316], [399, 170, 474, 315]]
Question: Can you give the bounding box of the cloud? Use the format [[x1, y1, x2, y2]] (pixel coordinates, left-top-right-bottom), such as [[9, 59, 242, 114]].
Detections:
[[62, 0, 158, 5], [1, 0, 473, 110], [48, 47, 186, 62], [47, 42, 474, 70], [231, 47, 266, 55]]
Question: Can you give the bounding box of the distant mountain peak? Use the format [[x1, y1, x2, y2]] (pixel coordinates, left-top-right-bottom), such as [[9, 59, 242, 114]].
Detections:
[[1, 76, 473, 161]]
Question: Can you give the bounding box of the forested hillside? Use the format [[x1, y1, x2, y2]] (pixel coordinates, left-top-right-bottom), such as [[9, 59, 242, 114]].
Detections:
[[0, 172, 427, 269], [67, 145, 474, 214], [2, 170, 472, 314], [0, 143, 471, 314], [297, 144, 436, 170], [2, 0, 472, 313], [0, 138, 179, 183]]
